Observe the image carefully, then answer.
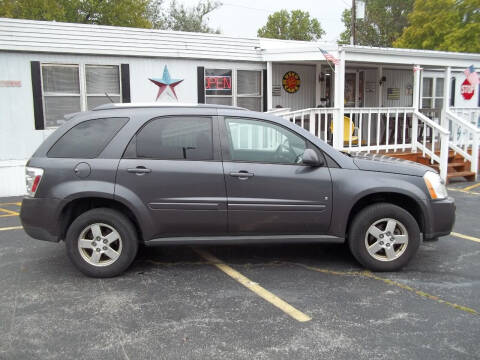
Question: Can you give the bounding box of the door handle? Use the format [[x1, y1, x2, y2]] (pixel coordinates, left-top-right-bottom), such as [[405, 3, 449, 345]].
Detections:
[[230, 171, 254, 179], [127, 166, 152, 174]]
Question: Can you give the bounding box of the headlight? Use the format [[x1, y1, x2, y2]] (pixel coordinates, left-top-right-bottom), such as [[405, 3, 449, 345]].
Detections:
[[423, 171, 448, 200]]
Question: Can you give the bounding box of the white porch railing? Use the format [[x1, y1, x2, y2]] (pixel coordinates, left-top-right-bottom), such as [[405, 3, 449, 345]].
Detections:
[[414, 111, 450, 181], [277, 107, 337, 143], [343, 107, 415, 153], [451, 107, 480, 127], [446, 110, 480, 179], [271, 106, 452, 181]]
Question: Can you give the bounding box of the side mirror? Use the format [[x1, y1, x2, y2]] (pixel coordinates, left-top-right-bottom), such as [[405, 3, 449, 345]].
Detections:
[[302, 149, 324, 167]]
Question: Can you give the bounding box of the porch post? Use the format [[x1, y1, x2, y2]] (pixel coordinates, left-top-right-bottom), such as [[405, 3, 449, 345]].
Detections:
[[412, 64, 421, 151], [267, 61, 273, 111], [333, 50, 345, 149], [315, 63, 321, 106], [378, 65, 383, 107], [441, 66, 451, 128]]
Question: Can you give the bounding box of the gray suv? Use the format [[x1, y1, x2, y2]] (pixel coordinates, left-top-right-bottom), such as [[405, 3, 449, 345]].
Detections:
[[20, 104, 455, 277]]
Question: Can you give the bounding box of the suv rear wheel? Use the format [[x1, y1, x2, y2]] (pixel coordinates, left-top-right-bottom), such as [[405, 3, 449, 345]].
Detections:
[[348, 203, 420, 272], [65, 208, 138, 277]]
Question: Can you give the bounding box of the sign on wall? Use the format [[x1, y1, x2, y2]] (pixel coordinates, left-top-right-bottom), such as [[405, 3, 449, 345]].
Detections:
[[461, 78, 475, 100], [282, 71, 300, 94], [205, 69, 232, 95], [387, 87, 400, 100], [0, 80, 21, 87]]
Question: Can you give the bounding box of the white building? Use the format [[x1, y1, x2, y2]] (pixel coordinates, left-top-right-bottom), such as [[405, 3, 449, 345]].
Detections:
[[1, 18, 479, 196]]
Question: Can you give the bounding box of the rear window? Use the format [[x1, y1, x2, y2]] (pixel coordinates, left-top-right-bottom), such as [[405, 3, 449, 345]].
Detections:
[[48, 117, 128, 158]]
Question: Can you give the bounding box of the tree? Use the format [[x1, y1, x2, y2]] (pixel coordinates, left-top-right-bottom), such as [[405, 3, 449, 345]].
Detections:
[[0, 0, 152, 27], [338, 0, 414, 47], [0, 0, 222, 33], [257, 9, 325, 41], [158, 0, 221, 33], [394, 0, 480, 53]]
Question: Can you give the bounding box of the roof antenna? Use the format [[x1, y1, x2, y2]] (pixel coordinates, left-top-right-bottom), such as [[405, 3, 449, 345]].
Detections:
[[104, 92, 114, 103]]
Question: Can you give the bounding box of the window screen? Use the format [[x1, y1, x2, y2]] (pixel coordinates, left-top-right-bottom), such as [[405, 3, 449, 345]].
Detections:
[[48, 117, 128, 158], [135, 117, 213, 160], [86, 65, 121, 110], [237, 70, 262, 111], [41, 65, 81, 127]]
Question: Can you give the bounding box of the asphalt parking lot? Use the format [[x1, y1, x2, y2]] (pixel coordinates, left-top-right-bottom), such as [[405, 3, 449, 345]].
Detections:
[[0, 183, 479, 360]]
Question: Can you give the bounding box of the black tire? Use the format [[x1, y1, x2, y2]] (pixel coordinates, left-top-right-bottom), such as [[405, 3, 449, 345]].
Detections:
[[348, 203, 420, 272], [66, 208, 138, 278]]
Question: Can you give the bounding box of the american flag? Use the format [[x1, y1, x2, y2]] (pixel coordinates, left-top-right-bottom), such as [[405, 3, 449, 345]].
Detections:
[[319, 48, 340, 65], [464, 65, 479, 87]]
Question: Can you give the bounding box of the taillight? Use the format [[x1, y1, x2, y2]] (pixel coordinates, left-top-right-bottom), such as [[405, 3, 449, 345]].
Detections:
[[25, 167, 44, 197]]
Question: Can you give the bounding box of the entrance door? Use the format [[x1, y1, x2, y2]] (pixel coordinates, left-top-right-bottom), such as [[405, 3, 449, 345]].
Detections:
[[115, 116, 227, 238], [220, 116, 332, 235], [345, 71, 364, 107]]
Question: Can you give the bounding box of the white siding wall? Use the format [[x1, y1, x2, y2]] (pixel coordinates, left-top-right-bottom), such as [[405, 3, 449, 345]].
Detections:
[[382, 69, 413, 108], [0, 51, 264, 196], [271, 63, 316, 110]]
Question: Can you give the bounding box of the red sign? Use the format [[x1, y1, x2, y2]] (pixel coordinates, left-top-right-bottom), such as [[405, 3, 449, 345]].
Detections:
[[205, 76, 232, 91], [282, 71, 300, 93], [461, 78, 475, 100]]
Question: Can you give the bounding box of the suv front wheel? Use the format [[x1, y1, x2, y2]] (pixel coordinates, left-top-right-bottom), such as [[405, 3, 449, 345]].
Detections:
[[65, 208, 139, 277], [348, 203, 421, 272]]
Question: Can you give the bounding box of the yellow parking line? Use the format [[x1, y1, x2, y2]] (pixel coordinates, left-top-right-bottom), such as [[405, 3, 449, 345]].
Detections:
[[194, 249, 312, 322], [0, 226, 23, 231], [451, 232, 480, 243], [0, 208, 19, 216], [447, 187, 480, 196], [0, 202, 22, 206], [463, 182, 480, 191]]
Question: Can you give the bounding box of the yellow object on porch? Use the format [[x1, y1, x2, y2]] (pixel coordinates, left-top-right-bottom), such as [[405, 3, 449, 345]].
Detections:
[[330, 116, 359, 144]]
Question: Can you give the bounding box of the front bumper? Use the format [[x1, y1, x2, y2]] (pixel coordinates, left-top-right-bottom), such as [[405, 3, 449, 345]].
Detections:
[[20, 197, 62, 242], [423, 196, 456, 239]]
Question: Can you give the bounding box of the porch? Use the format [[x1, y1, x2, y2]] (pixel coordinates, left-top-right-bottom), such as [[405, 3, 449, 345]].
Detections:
[[262, 45, 480, 183]]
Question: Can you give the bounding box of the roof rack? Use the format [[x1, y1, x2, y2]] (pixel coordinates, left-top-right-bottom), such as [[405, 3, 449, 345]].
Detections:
[[92, 103, 247, 111]]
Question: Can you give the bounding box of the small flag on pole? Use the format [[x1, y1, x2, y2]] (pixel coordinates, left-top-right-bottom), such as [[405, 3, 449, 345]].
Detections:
[[319, 48, 340, 66], [413, 66, 423, 72], [464, 65, 479, 87]]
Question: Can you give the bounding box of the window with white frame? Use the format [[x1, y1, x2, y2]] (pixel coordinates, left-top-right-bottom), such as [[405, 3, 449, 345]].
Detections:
[[237, 70, 262, 111], [422, 77, 444, 109], [86, 65, 121, 110], [204, 68, 263, 111], [41, 63, 122, 128], [205, 69, 233, 106], [42, 64, 81, 128]]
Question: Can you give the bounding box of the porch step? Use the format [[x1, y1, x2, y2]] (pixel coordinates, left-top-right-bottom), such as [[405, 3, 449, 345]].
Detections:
[[383, 150, 476, 184], [430, 162, 468, 170], [447, 171, 476, 182]]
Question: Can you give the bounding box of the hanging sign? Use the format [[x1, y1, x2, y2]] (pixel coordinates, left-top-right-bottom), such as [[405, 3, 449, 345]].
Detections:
[[282, 71, 300, 94], [461, 78, 475, 100]]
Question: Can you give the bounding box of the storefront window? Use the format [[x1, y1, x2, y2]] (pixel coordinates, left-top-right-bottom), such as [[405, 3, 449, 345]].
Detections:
[[204, 68, 262, 111], [237, 70, 262, 111]]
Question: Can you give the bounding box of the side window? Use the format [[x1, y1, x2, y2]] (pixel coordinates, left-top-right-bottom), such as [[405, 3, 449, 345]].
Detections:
[[225, 118, 306, 164], [135, 117, 213, 161], [48, 117, 128, 158]]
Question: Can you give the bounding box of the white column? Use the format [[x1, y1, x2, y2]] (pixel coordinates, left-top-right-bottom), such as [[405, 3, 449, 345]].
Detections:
[[412, 65, 421, 111], [441, 66, 451, 128], [411, 65, 421, 152], [333, 50, 345, 149], [315, 63, 322, 106], [267, 61, 273, 111]]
